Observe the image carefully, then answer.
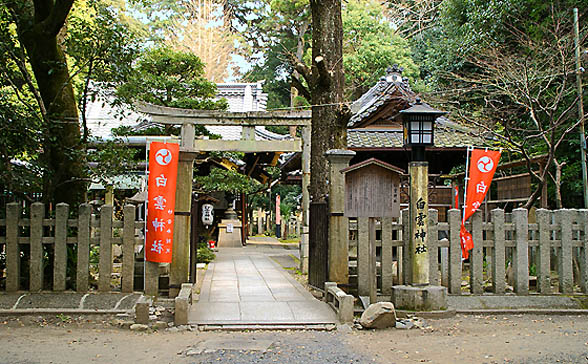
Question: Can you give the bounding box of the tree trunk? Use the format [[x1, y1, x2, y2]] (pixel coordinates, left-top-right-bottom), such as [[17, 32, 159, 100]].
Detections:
[[309, 0, 350, 202], [28, 38, 86, 206], [13, 1, 86, 206], [553, 159, 565, 209]]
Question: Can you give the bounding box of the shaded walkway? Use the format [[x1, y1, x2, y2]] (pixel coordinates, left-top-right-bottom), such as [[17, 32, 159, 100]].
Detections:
[[189, 238, 336, 327]]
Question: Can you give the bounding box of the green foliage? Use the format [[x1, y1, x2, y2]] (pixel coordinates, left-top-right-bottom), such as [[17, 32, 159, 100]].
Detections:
[[197, 247, 216, 264], [409, 0, 588, 207], [89, 246, 100, 265], [65, 1, 140, 95], [410, 0, 517, 83], [243, 0, 311, 109], [194, 167, 261, 195], [0, 89, 42, 196], [243, 0, 421, 105], [117, 47, 228, 111], [0, 0, 144, 202], [111, 124, 218, 138], [342, 0, 420, 99], [86, 139, 138, 186]]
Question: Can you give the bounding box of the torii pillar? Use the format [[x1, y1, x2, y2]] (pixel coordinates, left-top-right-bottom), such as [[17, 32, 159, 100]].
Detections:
[[170, 124, 196, 297]]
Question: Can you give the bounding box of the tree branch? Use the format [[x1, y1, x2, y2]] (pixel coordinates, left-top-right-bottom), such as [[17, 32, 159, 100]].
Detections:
[[314, 56, 331, 87], [291, 75, 311, 102], [293, 60, 312, 88], [37, 0, 75, 37]]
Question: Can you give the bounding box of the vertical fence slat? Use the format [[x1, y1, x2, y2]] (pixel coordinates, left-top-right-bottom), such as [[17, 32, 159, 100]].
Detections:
[[513, 208, 529, 295], [440, 247, 449, 287], [122, 205, 136, 293], [98, 205, 113, 292], [30, 202, 44, 292], [357, 217, 370, 297], [448, 209, 461, 294], [145, 261, 159, 296], [381, 217, 394, 295], [580, 210, 588, 293], [470, 211, 483, 294], [492, 209, 506, 294], [557, 209, 573, 294], [401, 209, 410, 285], [368, 218, 377, 303], [428, 209, 439, 286], [536, 209, 551, 294], [77, 204, 91, 292], [53, 203, 68, 291], [6, 203, 20, 292]]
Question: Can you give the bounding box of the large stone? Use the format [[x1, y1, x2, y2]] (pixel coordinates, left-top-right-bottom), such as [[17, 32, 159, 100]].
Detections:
[[130, 324, 149, 331], [359, 302, 396, 329]]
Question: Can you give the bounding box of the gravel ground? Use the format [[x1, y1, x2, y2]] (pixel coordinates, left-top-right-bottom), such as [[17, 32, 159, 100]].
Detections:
[[184, 332, 370, 364], [1, 314, 588, 364]]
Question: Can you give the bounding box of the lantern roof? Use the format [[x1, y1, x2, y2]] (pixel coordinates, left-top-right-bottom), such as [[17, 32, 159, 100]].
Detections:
[[400, 98, 447, 117]]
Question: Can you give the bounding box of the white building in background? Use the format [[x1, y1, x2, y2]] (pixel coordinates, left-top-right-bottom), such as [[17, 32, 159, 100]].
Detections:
[[86, 81, 285, 140], [86, 81, 287, 191]]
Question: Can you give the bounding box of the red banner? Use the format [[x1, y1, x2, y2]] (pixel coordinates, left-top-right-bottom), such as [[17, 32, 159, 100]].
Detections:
[[276, 194, 281, 225], [145, 142, 179, 263], [460, 149, 501, 259], [454, 186, 459, 209]]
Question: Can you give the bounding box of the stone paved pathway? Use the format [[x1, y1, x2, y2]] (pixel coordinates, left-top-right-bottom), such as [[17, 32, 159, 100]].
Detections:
[[189, 239, 336, 326]]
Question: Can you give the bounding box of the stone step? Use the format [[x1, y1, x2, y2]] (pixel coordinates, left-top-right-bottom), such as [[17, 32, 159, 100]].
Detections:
[[194, 323, 337, 331]]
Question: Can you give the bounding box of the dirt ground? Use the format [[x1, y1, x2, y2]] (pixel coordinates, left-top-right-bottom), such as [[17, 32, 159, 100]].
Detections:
[[1, 314, 587, 364], [348, 314, 588, 364]]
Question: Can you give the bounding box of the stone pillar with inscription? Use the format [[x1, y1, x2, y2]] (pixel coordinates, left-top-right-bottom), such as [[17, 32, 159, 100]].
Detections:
[[391, 161, 449, 312], [409, 161, 429, 285]]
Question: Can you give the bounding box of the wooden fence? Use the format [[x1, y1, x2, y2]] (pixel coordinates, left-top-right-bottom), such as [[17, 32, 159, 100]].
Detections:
[[350, 208, 588, 297], [0, 202, 152, 293]]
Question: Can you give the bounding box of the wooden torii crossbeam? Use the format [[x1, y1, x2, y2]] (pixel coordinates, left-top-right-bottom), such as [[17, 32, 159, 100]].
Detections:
[[136, 103, 312, 296]]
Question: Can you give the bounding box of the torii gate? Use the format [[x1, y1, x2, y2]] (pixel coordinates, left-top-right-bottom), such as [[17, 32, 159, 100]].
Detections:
[[138, 104, 311, 297]]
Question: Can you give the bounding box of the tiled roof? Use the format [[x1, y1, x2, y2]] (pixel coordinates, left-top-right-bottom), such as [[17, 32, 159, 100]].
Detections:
[[347, 65, 488, 149], [348, 65, 416, 128], [348, 125, 486, 149]]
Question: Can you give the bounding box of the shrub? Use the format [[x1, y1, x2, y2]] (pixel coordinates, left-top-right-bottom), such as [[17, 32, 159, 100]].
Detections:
[[197, 247, 216, 264]]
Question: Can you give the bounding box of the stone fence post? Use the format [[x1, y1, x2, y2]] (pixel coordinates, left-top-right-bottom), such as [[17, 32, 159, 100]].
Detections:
[[325, 149, 355, 284]]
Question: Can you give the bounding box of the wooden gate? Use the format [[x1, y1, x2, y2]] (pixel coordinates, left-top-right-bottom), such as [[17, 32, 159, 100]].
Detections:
[[309, 201, 329, 289]]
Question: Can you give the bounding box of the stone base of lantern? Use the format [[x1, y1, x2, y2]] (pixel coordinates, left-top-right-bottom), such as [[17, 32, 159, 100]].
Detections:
[[217, 219, 242, 247]]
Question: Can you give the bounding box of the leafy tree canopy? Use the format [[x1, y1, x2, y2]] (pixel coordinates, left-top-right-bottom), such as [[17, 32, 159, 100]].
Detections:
[[117, 47, 228, 110], [342, 0, 420, 99]]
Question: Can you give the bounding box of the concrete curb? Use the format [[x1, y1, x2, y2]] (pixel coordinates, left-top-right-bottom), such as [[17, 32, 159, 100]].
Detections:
[[455, 308, 588, 315], [396, 308, 457, 319], [0, 309, 129, 315]]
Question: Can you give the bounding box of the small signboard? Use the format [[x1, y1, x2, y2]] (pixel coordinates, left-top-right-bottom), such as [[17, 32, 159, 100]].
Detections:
[[341, 158, 403, 218], [227, 223, 234, 233]]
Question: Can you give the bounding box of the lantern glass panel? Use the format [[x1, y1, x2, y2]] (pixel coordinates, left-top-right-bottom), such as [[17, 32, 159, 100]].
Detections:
[[410, 121, 420, 131], [422, 120, 433, 132], [422, 133, 432, 144], [411, 133, 420, 144]]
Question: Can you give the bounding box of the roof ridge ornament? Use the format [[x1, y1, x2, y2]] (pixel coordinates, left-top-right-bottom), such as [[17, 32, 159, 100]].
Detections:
[[386, 64, 404, 83]]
